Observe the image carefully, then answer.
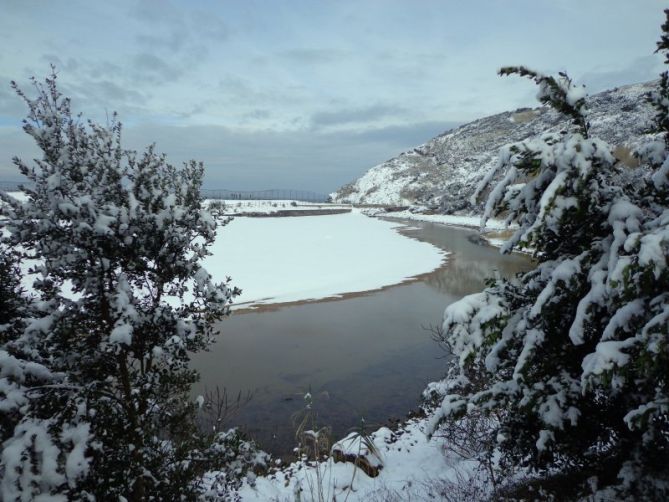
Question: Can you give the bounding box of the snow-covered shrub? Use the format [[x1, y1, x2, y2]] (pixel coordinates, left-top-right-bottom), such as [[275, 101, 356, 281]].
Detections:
[[427, 14, 669, 500], [207, 199, 229, 222], [200, 429, 270, 500], [0, 248, 70, 500], [0, 71, 241, 500]]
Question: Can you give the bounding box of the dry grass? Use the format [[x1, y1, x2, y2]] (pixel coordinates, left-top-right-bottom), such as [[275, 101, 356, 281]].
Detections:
[[613, 145, 640, 167]]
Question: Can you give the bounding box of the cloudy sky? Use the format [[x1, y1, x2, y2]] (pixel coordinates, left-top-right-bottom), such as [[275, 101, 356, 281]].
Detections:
[[0, 1, 665, 193]]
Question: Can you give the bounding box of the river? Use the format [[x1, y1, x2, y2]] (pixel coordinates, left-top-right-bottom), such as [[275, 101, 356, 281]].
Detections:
[[190, 219, 532, 457]]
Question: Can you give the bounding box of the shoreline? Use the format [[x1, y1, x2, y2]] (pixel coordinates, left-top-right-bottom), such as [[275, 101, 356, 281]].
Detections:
[[229, 218, 458, 314], [380, 212, 534, 256], [229, 214, 521, 314]]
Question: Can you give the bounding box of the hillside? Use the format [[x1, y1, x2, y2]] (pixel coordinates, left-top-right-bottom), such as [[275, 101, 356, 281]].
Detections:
[[331, 81, 657, 212]]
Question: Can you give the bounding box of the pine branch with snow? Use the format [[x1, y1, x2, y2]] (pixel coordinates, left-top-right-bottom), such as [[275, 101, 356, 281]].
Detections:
[[499, 67, 589, 137]]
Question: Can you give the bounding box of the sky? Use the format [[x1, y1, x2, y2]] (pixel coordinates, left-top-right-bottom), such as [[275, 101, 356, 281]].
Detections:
[[0, 0, 665, 193]]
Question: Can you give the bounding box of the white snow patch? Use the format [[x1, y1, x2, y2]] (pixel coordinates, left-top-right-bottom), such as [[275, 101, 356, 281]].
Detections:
[[204, 199, 351, 215], [205, 210, 445, 308], [379, 210, 510, 230], [227, 415, 479, 501]]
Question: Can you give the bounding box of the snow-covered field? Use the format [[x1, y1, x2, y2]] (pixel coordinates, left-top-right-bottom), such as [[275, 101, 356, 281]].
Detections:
[[4, 193, 445, 308], [205, 210, 446, 308], [205, 199, 351, 215]]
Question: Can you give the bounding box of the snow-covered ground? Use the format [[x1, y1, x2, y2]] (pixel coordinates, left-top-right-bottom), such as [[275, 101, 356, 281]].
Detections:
[[205, 210, 446, 308], [204, 199, 351, 215], [205, 412, 479, 501], [376, 209, 509, 230], [4, 191, 28, 202], [4, 193, 445, 308]]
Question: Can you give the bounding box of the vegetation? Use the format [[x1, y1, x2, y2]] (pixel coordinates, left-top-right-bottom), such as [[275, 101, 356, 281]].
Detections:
[[0, 71, 265, 500], [2, 9, 669, 502], [426, 11, 669, 500]]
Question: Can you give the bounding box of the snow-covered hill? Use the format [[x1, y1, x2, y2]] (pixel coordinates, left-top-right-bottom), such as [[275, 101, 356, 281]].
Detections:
[[331, 81, 657, 211]]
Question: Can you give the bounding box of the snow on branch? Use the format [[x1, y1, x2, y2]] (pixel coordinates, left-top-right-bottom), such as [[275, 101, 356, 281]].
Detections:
[[499, 66, 588, 137]]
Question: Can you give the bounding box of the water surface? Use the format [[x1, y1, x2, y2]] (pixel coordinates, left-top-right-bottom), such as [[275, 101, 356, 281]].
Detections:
[[191, 220, 532, 456]]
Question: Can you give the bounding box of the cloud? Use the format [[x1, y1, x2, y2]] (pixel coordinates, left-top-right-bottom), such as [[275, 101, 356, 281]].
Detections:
[[0, 79, 27, 117], [131, 53, 182, 84], [70, 79, 146, 107], [0, 0, 663, 193], [136, 31, 188, 53], [243, 109, 272, 120], [0, 126, 39, 179], [189, 9, 228, 42], [578, 55, 662, 93], [40, 54, 79, 72], [132, 1, 228, 52], [112, 119, 462, 192], [352, 121, 461, 145], [310, 104, 407, 128], [279, 48, 349, 64]]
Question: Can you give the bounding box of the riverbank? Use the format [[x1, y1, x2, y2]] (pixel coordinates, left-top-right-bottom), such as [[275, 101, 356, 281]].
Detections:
[[200, 223, 529, 499], [375, 210, 534, 253], [203, 210, 446, 309], [192, 220, 531, 464], [214, 409, 478, 501]]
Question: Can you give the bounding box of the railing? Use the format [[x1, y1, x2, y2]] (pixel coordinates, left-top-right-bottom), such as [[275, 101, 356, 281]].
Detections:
[[0, 181, 29, 192], [0, 182, 330, 203], [200, 189, 329, 202]]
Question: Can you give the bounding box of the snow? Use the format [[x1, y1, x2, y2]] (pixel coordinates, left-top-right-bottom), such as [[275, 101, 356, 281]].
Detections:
[[566, 84, 587, 107], [331, 81, 657, 209], [6, 195, 444, 310], [581, 339, 636, 379], [536, 429, 555, 452], [1, 419, 67, 501], [6, 191, 29, 202], [205, 199, 351, 215], [442, 291, 507, 367], [331, 430, 384, 469], [109, 323, 133, 345], [375, 210, 510, 230], [61, 423, 92, 486], [330, 157, 417, 205], [639, 231, 668, 277], [225, 414, 478, 501], [204, 210, 446, 308]]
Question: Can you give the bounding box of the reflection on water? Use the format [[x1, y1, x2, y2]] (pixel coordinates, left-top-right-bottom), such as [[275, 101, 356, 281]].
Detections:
[[398, 223, 528, 297], [190, 220, 532, 457]]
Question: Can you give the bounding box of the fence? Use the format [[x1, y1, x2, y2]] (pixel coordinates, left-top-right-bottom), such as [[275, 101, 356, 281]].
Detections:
[[0, 181, 29, 192], [200, 189, 329, 202], [0, 182, 330, 203]]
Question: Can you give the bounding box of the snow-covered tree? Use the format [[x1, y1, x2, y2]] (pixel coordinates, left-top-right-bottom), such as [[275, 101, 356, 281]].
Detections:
[[0, 71, 249, 500], [426, 14, 669, 500]]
